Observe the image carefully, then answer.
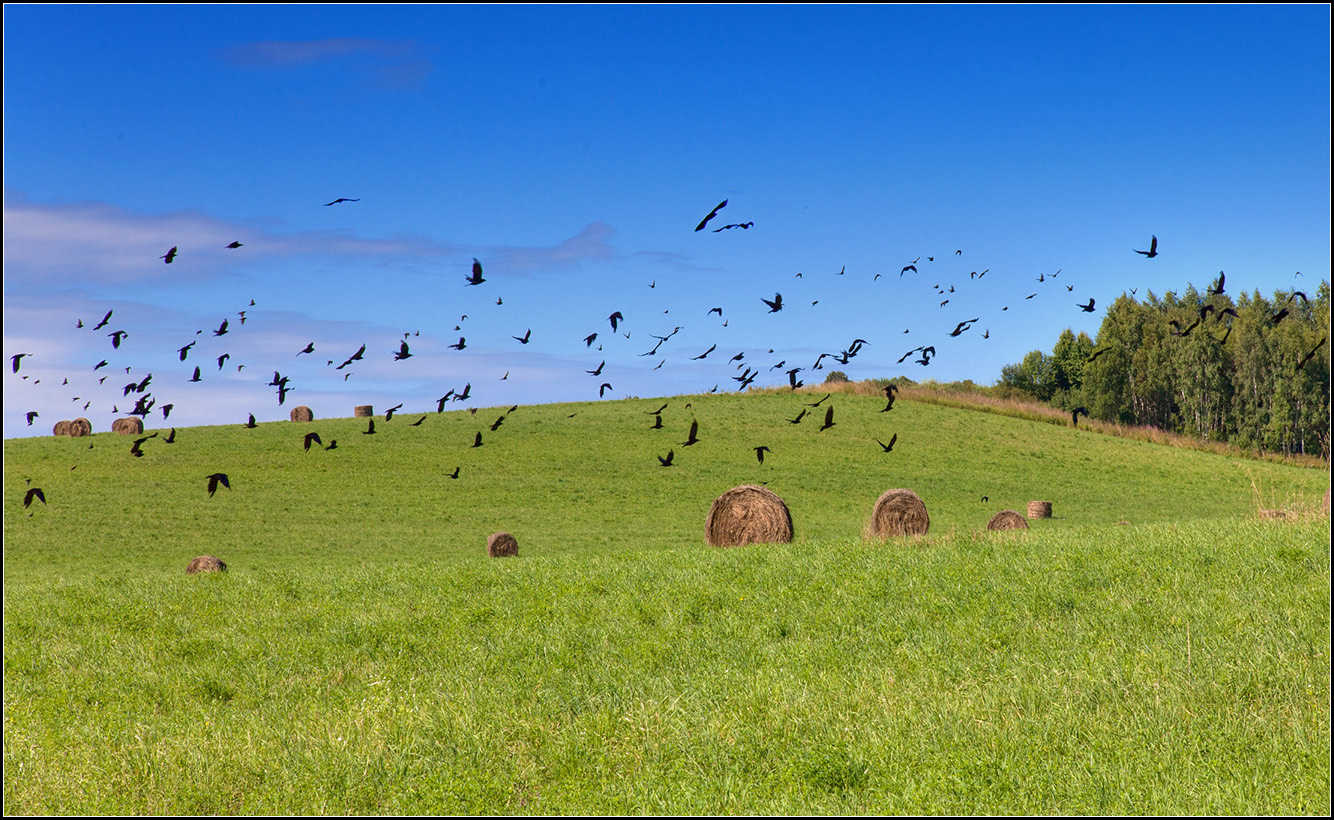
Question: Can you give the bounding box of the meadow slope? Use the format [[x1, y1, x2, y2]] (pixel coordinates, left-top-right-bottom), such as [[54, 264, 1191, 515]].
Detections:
[[4, 393, 1330, 814]]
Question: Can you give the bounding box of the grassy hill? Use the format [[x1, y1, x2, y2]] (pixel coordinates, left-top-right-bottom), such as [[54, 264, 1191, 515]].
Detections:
[[4, 392, 1330, 813]]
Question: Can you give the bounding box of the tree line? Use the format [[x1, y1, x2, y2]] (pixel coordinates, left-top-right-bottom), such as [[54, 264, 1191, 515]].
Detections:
[[1000, 280, 1330, 459]]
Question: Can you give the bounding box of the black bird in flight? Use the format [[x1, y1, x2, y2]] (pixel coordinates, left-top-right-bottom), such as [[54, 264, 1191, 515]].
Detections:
[[1296, 337, 1327, 371], [190, 366, 202, 382], [448, 466, 460, 479], [24, 487, 46, 508], [10, 353, 29, 373], [693, 344, 717, 360], [394, 340, 413, 360], [1077, 299, 1096, 313], [303, 432, 323, 452], [109, 330, 128, 349], [761, 293, 784, 312], [682, 420, 700, 446], [411, 416, 426, 426], [93, 310, 113, 330], [178, 341, 195, 361], [1087, 347, 1110, 363], [217, 353, 230, 370], [657, 449, 675, 467], [787, 408, 807, 424], [513, 329, 531, 344], [876, 434, 897, 452], [587, 361, 605, 376], [584, 333, 598, 347], [1071, 406, 1088, 427], [713, 222, 753, 232], [647, 402, 668, 415], [161, 246, 178, 264], [25, 411, 38, 425], [385, 403, 404, 421], [364, 418, 376, 435], [297, 343, 315, 356], [206, 473, 230, 497], [650, 414, 664, 430], [1208, 271, 1226, 296], [948, 318, 980, 337], [901, 265, 917, 277], [324, 197, 360, 206], [1134, 235, 1158, 258], [214, 319, 229, 336], [819, 406, 835, 431], [245, 413, 258, 429], [608, 312, 624, 332], [465, 258, 485, 286], [164, 427, 176, 444], [472, 431, 483, 448], [599, 383, 613, 398], [805, 393, 831, 407], [338, 344, 366, 369], [695, 199, 727, 232], [226, 241, 244, 249], [449, 337, 467, 350], [754, 445, 772, 464], [490, 415, 506, 432]]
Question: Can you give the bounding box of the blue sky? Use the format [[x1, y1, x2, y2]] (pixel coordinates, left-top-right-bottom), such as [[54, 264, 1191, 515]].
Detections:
[[4, 5, 1329, 438]]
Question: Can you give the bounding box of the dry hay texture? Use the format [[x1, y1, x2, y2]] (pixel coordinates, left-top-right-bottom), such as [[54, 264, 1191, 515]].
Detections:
[[51, 420, 72, 437], [487, 531, 519, 558], [111, 417, 144, 435], [987, 509, 1030, 531], [866, 488, 931, 539], [1027, 501, 1053, 519], [290, 406, 314, 422], [353, 404, 374, 418], [185, 555, 227, 574], [705, 484, 794, 547], [69, 418, 92, 437]]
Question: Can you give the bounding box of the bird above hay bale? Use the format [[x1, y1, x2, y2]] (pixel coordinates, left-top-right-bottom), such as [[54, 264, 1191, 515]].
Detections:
[[866, 488, 930, 539], [487, 532, 519, 558], [986, 509, 1029, 532], [705, 484, 793, 547], [290, 405, 314, 422], [186, 555, 227, 574], [1027, 501, 1053, 519]]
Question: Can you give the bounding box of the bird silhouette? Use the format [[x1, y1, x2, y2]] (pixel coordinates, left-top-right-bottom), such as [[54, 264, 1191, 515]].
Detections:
[[385, 403, 404, 421], [1208, 271, 1226, 296], [23, 487, 45, 508], [650, 414, 664, 429], [584, 333, 598, 347], [93, 310, 113, 330], [599, 383, 613, 398], [337, 344, 366, 370], [297, 343, 315, 356], [325, 439, 338, 451], [1296, 337, 1327, 371], [901, 265, 917, 277], [787, 408, 807, 424], [164, 427, 176, 444], [1077, 299, 1096, 312], [324, 197, 359, 206], [448, 466, 460, 479], [608, 312, 624, 332], [213, 319, 229, 336], [819, 406, 835, 431], [244, 413, 257, 429], [303, 432, 323, 452], [1071, 406, 1088, 426], [472, 431, 483, 447], [875, 434, 897, 452], [754, 445, 771, 464], [805, 393, 831, 407], [178, 342, 195, 361], [1134, 235, 1158, 258], [465, 258, 486, 286], [394, 340, 413, 360], [364, 418, 376, 435], [694, 199, 727, 232], [587, 361, 605, 376], [206, 473, 230, 497], [226, 241, 243, 249], [189, 366, 202, 382], [449, 337, 467, 350], [161, 246, 178, 264], [10, 353, 30, 373], [108, 331, 128, 349], [693, 344, 717, 360], [513, 329, 531, 344], [657, 449, 675, 467], [761, 293, 783, 312], [713, 222, 753, 232], [682, 420, 700, 446]]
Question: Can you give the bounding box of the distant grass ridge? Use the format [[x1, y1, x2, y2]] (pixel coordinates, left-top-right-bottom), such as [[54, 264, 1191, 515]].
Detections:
[[4, 391, 1330, 813]]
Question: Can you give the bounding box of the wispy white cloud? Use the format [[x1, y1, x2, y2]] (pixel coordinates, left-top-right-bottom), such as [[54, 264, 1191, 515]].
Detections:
[[489, 221, 618, 275]]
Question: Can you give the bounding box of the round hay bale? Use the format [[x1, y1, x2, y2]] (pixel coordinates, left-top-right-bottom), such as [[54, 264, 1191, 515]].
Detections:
[[487, 531, 519, 558], [185, 555, 227, 574], [986, 509, 1029, 532], [354, 404, 374, 418], [289, 405, 314, 423], [112, 417, 144, 435], [69, 418, 92, 437], [866, 488, 930, 539], [705, 484, 793, 547], [52, 420, 72, 437], [1027, 501, 1053, 519]]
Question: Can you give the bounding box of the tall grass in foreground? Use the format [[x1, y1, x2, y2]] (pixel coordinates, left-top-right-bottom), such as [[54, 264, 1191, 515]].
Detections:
[[4, 519, 1329, 814]]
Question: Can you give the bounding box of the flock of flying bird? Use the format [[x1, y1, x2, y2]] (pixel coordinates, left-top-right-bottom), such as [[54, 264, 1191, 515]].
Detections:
[[10, 199, 1327, 510]]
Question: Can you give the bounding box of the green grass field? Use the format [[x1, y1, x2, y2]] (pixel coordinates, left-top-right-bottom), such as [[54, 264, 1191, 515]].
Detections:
[[4, 391, 1330, 813]]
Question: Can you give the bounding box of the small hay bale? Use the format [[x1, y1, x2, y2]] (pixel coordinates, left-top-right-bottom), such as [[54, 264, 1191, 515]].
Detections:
[[354, 404, 374, 418], [487, 531, 519, 558], [290, 405, 314, 422], [52, 420, 72, 437], [986, 509, 1029, 532], [866, 488, 930, 539], [112, 417, 144, 435], [705, 484, 793, 547], [1027, 501, 1053, 519], [69, 418, 92, 437], [186, 555, 227, 574]]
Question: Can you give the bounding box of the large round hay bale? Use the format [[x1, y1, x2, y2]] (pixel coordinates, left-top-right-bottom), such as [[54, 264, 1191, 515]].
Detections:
[[705, 484, 793, 547], [112, 417, 144, 435], [52, 420, 72, 437], [1027, 501, 1053, 519], [69, 418, 92, 437], [290, 405, 314, 422], [185, 555, 227, 574], [487, 531, 519, 558], [354, 404, 374, 418], [986, 509, 1030, 531], [866, 488, 930, 539]]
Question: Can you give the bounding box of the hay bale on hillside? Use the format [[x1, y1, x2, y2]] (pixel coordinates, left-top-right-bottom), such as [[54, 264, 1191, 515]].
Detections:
[[865, 488, 930, 539], [705, 484, 793, 547], [986, 509, 1029, 532], [290, 405, 314, 422], [487, 531, 519, 558], [354, 404, 374, 418], [1027, 501, 1053, 519], [112, 417, 144, 435], [186, 555, 227, 574], [69, 418, 92, 437], [52, 420, 72, 437]]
